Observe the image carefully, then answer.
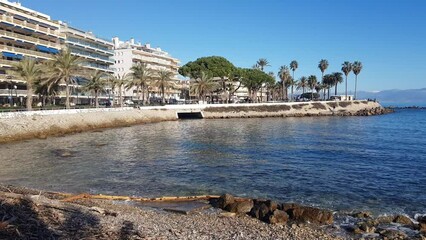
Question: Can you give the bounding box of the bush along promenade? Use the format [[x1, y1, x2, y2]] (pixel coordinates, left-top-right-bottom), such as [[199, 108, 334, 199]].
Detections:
[[0, 186, 425, 239]]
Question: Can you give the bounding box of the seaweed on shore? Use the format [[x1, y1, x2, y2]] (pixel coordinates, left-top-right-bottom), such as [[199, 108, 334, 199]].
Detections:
[[204, 105, 291, 113], [291, 104, 308, 110], [311, 103, 327, 110], [338, 101, 352, 107]]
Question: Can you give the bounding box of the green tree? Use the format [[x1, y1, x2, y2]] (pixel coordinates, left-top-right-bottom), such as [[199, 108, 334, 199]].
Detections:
[[352, 61, 363, 100], [9, 58, 43, 110], [297, 76, 308, 94], [43, 49, 84, 109], [341, 61, 353, 98], [322, 74, 335, 99], [155, 70, 175, 104], [190, 71, 218, 102], [83, 71, 107, 108], [290, 60, 298, 80], [332, 72, 344, 96], [110, 73, 130, 107], [318, 59, 329, 82], [129, 62, 152, 105], [307, 75, 318, 100], [179, 56, 236, 79], [256, 58, 270, 71], [288, 76, 296, 101], [179, 56, 236, 99], [278, 65, 291, 101], [241, 68, 275, 102]]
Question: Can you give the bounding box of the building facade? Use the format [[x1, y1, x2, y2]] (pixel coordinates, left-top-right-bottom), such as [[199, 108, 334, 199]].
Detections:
[[58, 22, 114, 105], [111, 37, 181, 103], [0, 0, 63, 105]]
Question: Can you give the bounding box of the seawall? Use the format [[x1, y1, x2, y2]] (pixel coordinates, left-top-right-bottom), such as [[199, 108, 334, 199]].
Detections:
[[0, 100, 388, 143]]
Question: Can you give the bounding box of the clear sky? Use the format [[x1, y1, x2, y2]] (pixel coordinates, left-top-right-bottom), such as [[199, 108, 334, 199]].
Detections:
[[20, 0, 426, 91]]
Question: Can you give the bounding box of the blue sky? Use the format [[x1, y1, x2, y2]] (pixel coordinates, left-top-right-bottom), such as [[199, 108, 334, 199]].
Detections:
[[21, 0, 426, 91]]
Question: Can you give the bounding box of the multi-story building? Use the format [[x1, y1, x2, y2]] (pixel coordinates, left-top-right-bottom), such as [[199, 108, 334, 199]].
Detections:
[[0, 0, 63, 106], [58, 22, 114, 105], [111, 37, 181, 103]]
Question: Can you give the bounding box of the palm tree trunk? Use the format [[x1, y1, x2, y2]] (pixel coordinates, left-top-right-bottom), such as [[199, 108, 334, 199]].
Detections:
[[95, 90, 99, 108], [291, 85, 294, 102], [335, 84, 338, 96], [345, 75, 348, 99], [323, 88, 326, 101], [141, 85, 145, 105], [26, 85, 33, 111], [354, 75, 358, 100], [161, 86, 165, 104], [119, 85, 123, 107], [327, 88, 330, 100], [302, 87, 305, 94], [65, 81, 70, 109]]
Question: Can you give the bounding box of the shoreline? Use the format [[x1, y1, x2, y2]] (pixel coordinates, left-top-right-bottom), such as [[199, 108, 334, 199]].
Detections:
[[0, 185, 424, 239], [0, 100, 391, 144]]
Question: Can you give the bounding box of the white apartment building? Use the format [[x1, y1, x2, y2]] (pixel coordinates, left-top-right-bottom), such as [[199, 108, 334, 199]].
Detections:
[[0, 0, 64, 106], [111, 37, 181, 102], [59, 22, 114, 105]]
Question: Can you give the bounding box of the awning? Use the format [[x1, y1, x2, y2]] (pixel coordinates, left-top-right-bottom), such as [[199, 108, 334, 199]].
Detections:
[[36, 45, 50, 53], [36, 45, 59, 54], [2, 51, 23, 59]]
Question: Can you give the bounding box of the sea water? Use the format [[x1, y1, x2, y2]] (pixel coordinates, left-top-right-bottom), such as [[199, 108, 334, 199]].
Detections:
[[0, 109, 425, 216]]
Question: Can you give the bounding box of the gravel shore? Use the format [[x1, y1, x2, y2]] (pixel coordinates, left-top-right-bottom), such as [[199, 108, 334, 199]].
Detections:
[[0, 186, 343, 239]]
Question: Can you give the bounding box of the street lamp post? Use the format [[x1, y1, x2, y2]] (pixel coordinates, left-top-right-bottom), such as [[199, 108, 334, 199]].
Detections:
[[14, 85, 17, 107]]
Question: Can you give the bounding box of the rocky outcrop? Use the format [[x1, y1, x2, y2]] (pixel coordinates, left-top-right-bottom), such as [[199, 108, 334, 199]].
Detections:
[[213, 195, 333, 226], [283, 203, 334, 225]]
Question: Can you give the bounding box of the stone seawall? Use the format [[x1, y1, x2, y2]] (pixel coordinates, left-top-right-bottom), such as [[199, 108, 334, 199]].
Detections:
[[0, 101, 388, 143]]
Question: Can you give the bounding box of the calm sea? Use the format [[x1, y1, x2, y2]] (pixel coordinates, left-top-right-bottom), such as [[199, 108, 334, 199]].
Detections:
[[0, 109, 425, 216]]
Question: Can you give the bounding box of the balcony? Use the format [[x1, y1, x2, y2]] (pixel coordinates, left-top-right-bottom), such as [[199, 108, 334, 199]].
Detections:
[[0, 14, 65, 39], [0, 45, 54, 60], [0, 88, 27, 96], [0, 29, 61, 49], [0, 73, 25, 83], [70, 50, 114, 64], [66, 38, 113, 56], [0, 58, 16, 67], [61, 27, 112, 46]]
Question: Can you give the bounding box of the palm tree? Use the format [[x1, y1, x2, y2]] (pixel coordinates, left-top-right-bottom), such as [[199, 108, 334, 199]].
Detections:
[[322, 74, 335, 99], [278, 65, 290, 101], [318, 59, 329, 83], [43, 49, 84, 109], [130, 62, 152, 105], [35, 76, 58, 107], [155, 70, 174, 104], [290, 60, 298, 81], [110, 73, 130, 107], [287, 76, 296, 101], [297, 76, 308, 94], [190, 72, 218, 102], [9, 58, 43, 110], [352, 61, 363, 100], [83, 71, 107, 108], [307, 75, 317, 101], [341, 61, 353, 98], [256, 58, 269, 72], [332, 72, 344, 96]]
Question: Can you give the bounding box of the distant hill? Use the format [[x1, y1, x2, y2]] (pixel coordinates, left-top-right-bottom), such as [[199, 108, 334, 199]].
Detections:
[[356, 88, 426, 105]]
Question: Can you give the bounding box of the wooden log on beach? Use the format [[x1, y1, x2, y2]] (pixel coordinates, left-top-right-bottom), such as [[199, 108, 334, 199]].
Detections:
[[60, 192, 221, 203]]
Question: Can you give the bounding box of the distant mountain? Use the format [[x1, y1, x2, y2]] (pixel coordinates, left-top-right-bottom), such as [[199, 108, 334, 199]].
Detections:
[[356, 88, 426, 105]]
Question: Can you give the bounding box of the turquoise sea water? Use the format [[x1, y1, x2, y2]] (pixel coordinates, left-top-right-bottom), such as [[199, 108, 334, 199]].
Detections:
[[0, 109, 425, 216]]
